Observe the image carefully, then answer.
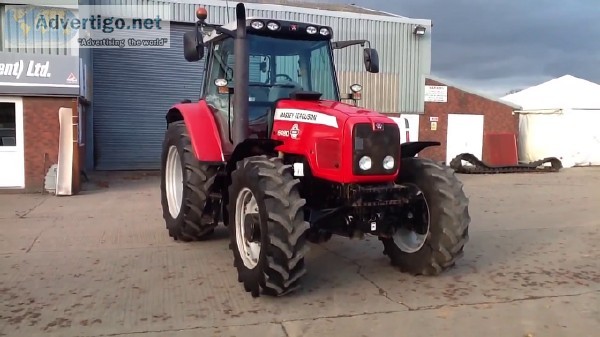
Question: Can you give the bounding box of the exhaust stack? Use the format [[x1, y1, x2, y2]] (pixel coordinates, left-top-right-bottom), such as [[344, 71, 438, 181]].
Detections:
[[232, 3, 249, 146]]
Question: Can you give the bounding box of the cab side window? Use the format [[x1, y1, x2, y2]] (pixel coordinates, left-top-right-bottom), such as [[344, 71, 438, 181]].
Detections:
[[205, 39, 234, 119], [310, 46, 336, 100]]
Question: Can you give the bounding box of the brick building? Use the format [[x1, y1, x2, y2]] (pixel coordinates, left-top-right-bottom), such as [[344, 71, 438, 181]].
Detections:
[[0, 52, 82, 193], [417, 76, 522, 165]]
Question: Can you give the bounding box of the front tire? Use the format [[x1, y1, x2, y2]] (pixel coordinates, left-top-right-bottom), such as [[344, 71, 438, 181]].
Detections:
[[160, 121, 218, 242], [380, 157, 470, 275], [228, 155, 310, 297]]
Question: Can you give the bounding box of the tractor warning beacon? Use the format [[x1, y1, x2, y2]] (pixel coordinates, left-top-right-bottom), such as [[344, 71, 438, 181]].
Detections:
[[160, 3, 471, 298]]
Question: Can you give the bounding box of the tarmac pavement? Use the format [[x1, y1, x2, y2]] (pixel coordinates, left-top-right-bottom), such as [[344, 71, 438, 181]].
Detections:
[[0, 168, 598, 337]]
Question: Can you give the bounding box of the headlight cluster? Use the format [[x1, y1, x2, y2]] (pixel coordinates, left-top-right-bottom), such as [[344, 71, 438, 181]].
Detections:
[[250, 20, 280, 31], [249, 19, 330, 36], [353, 123, 400, 175], [358, 155, 395, 171], [306, 26, 330, 36]]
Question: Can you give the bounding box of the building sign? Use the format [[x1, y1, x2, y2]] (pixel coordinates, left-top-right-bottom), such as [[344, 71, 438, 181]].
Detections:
[[0, 52, 79, 96], [424, 85, 448, 103]]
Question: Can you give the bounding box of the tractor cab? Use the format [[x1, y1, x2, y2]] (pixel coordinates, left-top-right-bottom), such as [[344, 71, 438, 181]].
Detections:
[[183, 7, 379, 144], [201, 19, 340, 139]]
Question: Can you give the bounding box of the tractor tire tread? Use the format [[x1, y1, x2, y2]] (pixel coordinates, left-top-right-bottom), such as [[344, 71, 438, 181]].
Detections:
[[160, 121, 218, 242], [228, 155, 310, 297], [381, 157, 470, 276]]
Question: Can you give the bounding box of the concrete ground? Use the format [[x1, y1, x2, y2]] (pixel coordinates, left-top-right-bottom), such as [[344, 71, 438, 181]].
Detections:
[[0, 167, 598, 337]]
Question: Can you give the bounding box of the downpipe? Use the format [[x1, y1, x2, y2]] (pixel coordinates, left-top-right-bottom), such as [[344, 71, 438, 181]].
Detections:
[[233, 3, 249, 146]]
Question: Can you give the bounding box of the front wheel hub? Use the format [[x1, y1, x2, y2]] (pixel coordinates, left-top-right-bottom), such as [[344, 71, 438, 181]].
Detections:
[[393, 184, 430, 253], [235, 187, 262, 269], [244, 214, 261, 242]]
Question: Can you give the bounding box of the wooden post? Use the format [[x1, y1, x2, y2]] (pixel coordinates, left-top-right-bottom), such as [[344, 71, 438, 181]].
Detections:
[[71, 98, 81, 194]]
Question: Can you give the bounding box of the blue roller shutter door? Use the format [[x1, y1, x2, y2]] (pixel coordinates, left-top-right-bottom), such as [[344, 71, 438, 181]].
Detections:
[[92, 23, 204, 170]]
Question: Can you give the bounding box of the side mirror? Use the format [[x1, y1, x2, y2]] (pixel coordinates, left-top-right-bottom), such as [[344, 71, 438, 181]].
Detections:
[[183, 7, 208, 62], [183, 31, 204, 62], [363, 48, 379, 73]]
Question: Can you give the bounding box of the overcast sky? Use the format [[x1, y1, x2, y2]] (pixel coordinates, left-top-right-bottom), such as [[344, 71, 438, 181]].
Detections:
[[325, 0, 600, 97]]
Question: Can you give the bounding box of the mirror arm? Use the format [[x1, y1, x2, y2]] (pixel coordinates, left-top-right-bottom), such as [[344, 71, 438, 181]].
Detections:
[[196, 22, 236, 43], [195, 21, 203, 49], [214, 26, 236, 38], [332, 39, 367, 50]]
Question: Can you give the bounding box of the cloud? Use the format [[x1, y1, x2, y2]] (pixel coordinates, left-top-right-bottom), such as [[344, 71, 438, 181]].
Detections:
[[324, 0, 600, 96]]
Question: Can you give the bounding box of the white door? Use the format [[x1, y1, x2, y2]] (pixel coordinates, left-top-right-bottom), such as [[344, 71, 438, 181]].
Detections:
[[391, 115, 420, 143], [0, 97, 25, 188], [446, 114, 484, 164]]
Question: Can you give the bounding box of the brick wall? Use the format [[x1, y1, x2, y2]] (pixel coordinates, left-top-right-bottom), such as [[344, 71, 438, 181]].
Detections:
[[23, 96, 76, 192], [418, 78, 519, 163]]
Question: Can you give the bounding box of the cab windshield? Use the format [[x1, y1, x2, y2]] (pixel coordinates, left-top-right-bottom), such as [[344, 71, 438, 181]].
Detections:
[[205, 34, 339, 103]]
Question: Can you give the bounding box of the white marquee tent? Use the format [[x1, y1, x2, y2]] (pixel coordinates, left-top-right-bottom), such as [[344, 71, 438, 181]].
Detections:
[[502, 75, 600, 168]]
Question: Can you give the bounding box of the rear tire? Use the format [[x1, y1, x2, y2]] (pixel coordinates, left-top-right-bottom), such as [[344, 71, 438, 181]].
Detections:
[[160, 121, 218, 242], [380, 157, 470, 275], [228, 155, 310, 297]]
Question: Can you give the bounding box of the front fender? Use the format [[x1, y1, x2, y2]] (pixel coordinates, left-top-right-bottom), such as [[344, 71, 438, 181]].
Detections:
[[166, 100, 224, 162], [400, 141, 440, 158]]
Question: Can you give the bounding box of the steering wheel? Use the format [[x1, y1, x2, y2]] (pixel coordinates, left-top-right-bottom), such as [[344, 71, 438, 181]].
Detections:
[[271, 73, 301, 89], [275, 73, 294, 83]]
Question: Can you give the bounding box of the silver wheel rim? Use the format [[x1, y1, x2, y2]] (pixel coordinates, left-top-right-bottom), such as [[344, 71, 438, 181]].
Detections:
[[393, 187, 430, 253], [165, 145, 183, 219], [235, 187, 261, 269]]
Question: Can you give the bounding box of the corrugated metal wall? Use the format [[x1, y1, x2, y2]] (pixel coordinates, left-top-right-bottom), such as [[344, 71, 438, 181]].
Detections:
[[86, 0, 431, 114], [92, 23, 203, 170]]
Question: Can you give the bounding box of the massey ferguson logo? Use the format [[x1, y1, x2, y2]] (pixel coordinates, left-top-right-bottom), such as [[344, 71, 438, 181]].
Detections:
[[290, 124, 300, 139], [374, 123, 384, 131], [276, 124, 301, 139]]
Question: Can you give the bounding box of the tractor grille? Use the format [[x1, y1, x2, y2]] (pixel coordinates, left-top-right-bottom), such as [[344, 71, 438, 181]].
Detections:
[[352, 123, 400, 175]]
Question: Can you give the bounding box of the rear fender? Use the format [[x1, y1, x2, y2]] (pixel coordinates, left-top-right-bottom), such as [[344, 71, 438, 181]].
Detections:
[[166, 100, 225, 163], [401, 141, 440, 158]]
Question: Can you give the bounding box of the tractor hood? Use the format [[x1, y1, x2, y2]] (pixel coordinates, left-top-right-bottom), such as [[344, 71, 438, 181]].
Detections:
[[274, 99, 396, 129]]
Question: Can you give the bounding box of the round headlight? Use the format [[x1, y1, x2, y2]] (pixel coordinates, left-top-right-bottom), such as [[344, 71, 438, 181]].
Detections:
[[359, 156, 372, 171], [267, 21, 280, 31], [383, 155, 395, 170], [214, 78, 228, 87], [350, 84, 362, 93], [319, 27, 330, 36], [251, 20, 264, 29], [306, 26, 317, 34]]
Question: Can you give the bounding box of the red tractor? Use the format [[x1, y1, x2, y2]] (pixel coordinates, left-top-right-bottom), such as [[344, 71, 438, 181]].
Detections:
[[160, 3, 470, 297]]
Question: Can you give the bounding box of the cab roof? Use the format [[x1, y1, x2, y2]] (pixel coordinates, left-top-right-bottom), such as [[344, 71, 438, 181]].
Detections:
[[240, 0, 404, 18], [203, 17, 333, 43]]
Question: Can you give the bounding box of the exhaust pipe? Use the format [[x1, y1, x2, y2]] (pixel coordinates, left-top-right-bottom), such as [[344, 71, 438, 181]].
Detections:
[[233, 2, 249, 146]]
